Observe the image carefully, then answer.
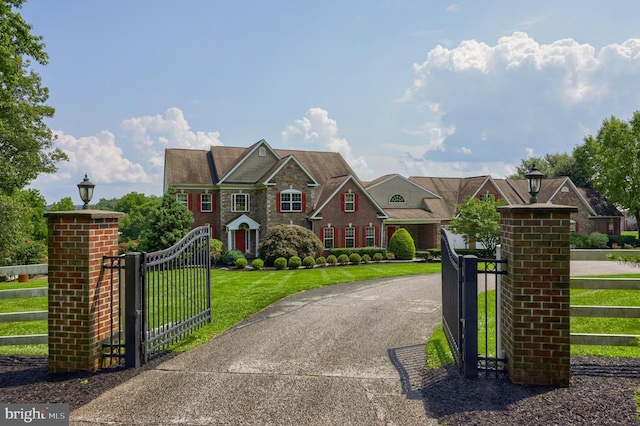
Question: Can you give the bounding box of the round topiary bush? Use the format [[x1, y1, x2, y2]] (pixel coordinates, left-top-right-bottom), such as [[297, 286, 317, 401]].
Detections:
[[386, 252, 396, 261], [337, 254, 349, 265], [362, 254, 371, 264], [373, 253, 383, 262], [316, 256, 327, 266], [327, 254, 338, 265], [222, 249, 245, 266], [288, 256, 302, 269], [389, 228, 416, 260], [235, 257, 248, 269], [349, 253, 361, 265], [303, 256, 315, 268], [251, 258, 264, 270], [274, 257, 287, 270], [258, 225, 323, 262]]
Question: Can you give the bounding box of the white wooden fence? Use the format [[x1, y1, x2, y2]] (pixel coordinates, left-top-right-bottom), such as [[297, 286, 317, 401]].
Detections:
[[0, 264, 48, 346]]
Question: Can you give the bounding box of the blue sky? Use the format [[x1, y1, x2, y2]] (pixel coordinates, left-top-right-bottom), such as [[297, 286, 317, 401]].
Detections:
[[21, 0, 640, 204]]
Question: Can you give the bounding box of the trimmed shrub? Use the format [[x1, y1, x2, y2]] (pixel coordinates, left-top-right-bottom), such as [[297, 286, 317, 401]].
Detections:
[[330, 247, 386, 259], [327, 254, 338, 265], [274, 257, 287, 270], [258, 225, 323, 262], [362, 254, 371, 264], [235, 257, 248, 269], [337, 254, 349, 265], [589, 232, 609, 248], [210, 239, 225, 265], [386, 252, 395, 261], [303, 256, 315, 268], [222, 249, 245, 266], [389, 228, 416, 260], [373, 253, 383, 262], [608, 234, 639, 248], [251, 258, 264, 270], [316, 256, 327, 266], [288, 256, 302, 269], [570, 232, 590, 248], [349, 253, 361, 265]]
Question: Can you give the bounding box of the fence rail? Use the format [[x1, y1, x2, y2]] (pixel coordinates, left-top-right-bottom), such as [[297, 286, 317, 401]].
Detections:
[[570, 277, 640, 347], [0, 286, 48, 346]]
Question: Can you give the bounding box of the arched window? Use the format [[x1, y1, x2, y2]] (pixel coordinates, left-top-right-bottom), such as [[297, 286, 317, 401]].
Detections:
[[280, 189, 303, 212], [389, 194, 405, 203]]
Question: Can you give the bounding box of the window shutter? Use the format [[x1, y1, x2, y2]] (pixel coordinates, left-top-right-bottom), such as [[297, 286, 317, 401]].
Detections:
[[342, 227, 346, 247], [277, 192, 281, 212], [188, 193, 193, 211], [576, 222, 579, 232], [197, 194, 202, 212], [354, 227, 358, 247], [354, 193, 359, 212], [302, 193, 306, 211], [375, 226, 379, 246]]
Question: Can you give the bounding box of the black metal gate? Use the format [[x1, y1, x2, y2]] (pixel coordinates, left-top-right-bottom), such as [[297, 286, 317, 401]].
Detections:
[[440, 227, 507, 377], [125, 225, 212, 367]]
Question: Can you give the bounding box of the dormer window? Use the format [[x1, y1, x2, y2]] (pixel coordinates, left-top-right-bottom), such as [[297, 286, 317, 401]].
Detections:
[[259, 146, 267, 157], [389, 194, 405, 203]]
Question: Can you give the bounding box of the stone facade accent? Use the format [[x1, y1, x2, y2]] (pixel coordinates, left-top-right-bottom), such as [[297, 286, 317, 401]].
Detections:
[[497, 204, 577, 386], [45, 210, 124, 373]]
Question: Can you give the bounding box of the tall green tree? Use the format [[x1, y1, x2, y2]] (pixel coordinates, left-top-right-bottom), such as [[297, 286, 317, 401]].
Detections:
[[509, 152, 591, 187], [0, 194, 29, 266], [0, 0, 67, 195], [118, 194, 161, 242], [139, 193, 193, 252], [578, 111, 640, 239], [48, 196, 75, 211], [448, 196, 507, 256]]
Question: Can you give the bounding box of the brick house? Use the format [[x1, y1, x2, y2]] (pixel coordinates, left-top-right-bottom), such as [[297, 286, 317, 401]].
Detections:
[[163, 140, 386, 257], [164, 141, 620, 254]]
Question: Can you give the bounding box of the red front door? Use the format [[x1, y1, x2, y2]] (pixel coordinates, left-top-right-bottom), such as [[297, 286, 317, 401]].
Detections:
[[387, 226, 396, 248], [235, 230, 246, 253]]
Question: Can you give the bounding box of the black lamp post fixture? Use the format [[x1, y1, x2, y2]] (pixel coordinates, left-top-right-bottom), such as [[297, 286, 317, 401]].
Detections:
[[77, 173, 95, 209], [525, 165, 545, 204]]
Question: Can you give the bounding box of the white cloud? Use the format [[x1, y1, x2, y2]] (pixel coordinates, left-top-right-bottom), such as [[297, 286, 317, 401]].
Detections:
[[459, 147, 472, 154], [397, 32, 640, 172], [283, 108, 373, 178], [51, 130, 150, 183], [446, 3, 461, 13], [33, 107, 223, 203]]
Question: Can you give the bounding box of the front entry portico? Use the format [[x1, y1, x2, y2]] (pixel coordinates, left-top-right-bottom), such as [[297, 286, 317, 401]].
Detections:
[[226, 214, 261, 257]]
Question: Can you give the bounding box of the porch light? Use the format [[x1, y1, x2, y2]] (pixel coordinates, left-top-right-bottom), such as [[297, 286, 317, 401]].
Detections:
[[77, 173, 95, 209], [525, 165, 544, 204]]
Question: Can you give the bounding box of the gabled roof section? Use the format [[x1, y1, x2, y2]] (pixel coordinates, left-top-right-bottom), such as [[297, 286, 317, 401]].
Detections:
[[275, 149, 359, 186], [164, 148, 214, 191], [409, 176, 463, 218], [465, 176, 513, 203], [546, 177, 598, 216], [366, 174, 442, 199], [310, 175, 388, 220], [217, 139, 281, 184], [261, 155, 319, 186]]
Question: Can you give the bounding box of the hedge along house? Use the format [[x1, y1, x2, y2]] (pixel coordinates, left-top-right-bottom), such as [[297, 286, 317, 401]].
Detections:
[[164, 139, 387, 257]]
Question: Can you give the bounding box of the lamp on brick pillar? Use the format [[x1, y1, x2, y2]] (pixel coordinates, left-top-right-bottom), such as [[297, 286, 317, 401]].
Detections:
[[77, 173, 95, 209], [525, 165, 545, 204]]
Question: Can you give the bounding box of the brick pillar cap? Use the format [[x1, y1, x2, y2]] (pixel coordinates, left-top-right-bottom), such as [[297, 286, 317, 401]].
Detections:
[[44, 209, 125, 219], [497, 204, 578, 214]]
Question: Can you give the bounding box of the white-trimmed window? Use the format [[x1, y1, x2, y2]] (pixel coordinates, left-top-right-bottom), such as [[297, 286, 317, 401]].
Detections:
[[344, 193, 355, 212], [345, 226, 355, 248], [280, 190, 303, 212], [201, 193, 212, 212], [176, 193, 189, 208], [570, 220, 577, 232], [232, 193, 249, 212], [389, 194, 405, 203], [324, 227, 334, 250], [365, 226, 376, 247]]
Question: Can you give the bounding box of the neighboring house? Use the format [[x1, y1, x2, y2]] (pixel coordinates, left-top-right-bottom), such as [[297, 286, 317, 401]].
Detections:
[[164, 141, 621, 255], [164, 140, 387, 257]]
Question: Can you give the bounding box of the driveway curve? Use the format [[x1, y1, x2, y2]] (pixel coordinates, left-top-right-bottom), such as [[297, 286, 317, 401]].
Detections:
[[71, 274, 442, 425]]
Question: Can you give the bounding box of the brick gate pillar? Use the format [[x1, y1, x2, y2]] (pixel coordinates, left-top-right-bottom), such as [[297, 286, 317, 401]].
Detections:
[[45, 210, 124, 373], [497, 204, 577, 386]]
